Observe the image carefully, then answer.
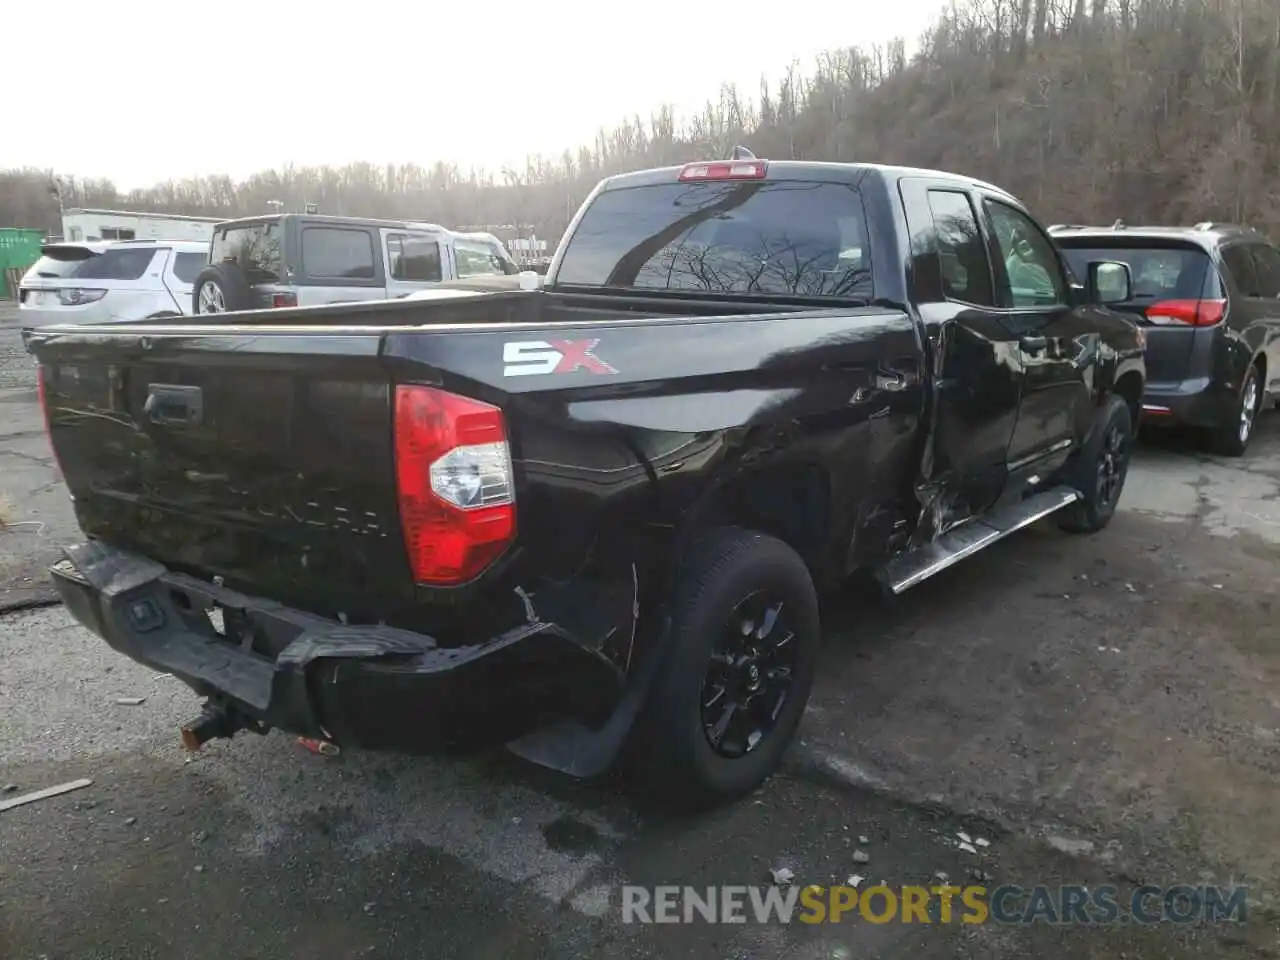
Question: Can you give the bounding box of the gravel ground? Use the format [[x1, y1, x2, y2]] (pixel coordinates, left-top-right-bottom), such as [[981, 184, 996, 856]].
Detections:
[[0, 303, 69, 610], [2, 300, 1280, 958]]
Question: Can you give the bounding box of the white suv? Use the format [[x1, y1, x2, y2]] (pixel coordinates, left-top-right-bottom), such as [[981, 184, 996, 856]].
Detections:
[[17, 239, 208, 334]]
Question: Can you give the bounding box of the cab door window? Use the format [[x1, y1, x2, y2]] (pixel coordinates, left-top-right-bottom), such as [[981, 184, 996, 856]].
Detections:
[[926, 189, 995, 307], [984, 201, 1068, 308]]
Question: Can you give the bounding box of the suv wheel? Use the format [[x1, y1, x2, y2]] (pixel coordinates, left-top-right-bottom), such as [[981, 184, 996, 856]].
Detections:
[[1210, 362, 1262, 458], [196, 280, 225, 313], [192, 263, 253, 314], [631, 527, 820, 811]]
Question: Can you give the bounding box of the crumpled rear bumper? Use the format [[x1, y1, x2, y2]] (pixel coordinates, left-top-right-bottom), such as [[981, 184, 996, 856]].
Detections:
[[51, 541, 625, 752]]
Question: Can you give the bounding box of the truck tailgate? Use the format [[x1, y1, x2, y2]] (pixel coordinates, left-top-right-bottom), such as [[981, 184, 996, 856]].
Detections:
[[36, 329, 415, 615]]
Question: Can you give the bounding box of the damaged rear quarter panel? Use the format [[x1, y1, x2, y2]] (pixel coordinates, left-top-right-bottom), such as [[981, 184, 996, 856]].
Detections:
[[382, 305, 925, 593]]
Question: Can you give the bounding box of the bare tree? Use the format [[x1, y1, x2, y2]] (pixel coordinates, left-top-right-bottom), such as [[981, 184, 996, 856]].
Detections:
[[3, 0, 1278, 243]]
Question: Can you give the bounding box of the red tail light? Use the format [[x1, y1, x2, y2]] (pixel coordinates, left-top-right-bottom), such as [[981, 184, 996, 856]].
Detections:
[[1145, 299, 1226, 327], [393, 384, 516, 586], [271, 292, 298, 308], [678, 160, 767, 182]]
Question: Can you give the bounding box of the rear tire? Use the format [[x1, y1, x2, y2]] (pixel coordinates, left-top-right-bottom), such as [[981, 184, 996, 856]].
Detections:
[[1208, 362, 1261, 458], [193, 263, 253, 314], [631, 527, 820, 811], [1057, 394, 1134, 534]]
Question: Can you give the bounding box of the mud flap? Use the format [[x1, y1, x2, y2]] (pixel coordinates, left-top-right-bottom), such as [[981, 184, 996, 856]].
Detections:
[[503, 614, 674, 778]]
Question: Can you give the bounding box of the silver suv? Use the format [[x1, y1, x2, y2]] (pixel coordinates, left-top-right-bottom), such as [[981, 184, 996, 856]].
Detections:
[[193, 214, 531, 314]]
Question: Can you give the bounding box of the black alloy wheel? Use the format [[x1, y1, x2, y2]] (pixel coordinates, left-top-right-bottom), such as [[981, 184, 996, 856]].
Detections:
[[629, 526, 820, 810], [1095, 418, 1128, 511], [700, 591, 798, 759]]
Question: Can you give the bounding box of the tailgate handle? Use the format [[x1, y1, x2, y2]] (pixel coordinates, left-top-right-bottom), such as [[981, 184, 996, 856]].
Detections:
[[144, 384, 204, 426]]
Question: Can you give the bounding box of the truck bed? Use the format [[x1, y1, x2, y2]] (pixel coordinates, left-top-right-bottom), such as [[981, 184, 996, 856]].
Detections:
[[29, 289, 924, 632]]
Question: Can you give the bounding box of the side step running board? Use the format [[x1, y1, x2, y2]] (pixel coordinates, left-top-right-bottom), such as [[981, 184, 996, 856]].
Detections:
[[875, 486, 1080, 595]]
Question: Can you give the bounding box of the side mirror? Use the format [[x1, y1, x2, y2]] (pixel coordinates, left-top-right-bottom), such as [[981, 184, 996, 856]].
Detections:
[[1087, 260, 1132, 305]]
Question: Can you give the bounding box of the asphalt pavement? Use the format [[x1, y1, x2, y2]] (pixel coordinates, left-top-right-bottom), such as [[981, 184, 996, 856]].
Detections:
[[2, 302, 1279, 959]]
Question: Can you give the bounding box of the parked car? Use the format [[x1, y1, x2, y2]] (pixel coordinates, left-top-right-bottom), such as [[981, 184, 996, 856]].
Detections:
[[28, 153, 1144, 809], [191, 214, 533, 314], [17, 239, 207, 335], [1050, 221, 1280, 456]]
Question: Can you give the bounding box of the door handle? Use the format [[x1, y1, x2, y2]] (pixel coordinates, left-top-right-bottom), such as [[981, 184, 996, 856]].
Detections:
[[874, 369, 909, 391], [1020, 335, 1049, 352], [143, 384, 204, 426]]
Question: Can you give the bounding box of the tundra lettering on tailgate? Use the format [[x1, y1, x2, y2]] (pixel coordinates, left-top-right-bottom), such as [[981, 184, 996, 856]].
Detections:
[[502, 339, 618, 377]]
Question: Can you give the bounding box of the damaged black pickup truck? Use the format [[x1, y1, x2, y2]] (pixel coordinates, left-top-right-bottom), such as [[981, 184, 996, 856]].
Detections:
[[28, 153, 1146, 809]]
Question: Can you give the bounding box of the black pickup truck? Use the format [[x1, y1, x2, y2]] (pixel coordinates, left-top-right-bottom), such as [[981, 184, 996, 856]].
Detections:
[[28, 153, 1146, 809]]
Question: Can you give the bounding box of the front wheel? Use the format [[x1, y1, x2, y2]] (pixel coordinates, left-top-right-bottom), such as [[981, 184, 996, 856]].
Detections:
[[1057, 394, 1135, 534], [631, 527, 820, 811]]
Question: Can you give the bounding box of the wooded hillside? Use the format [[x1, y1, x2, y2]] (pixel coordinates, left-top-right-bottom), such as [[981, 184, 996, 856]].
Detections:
[[3, 0, 1277, 241]]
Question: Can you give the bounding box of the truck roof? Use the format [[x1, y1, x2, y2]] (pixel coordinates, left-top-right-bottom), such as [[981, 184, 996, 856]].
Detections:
[[600, 160, 1017, 201]]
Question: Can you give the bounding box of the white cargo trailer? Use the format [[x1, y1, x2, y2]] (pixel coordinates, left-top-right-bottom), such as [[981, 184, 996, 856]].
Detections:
[[60, 208, 221, 243]]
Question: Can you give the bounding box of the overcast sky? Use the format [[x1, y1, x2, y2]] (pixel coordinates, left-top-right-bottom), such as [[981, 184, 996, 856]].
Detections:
[[12, 0, 946, 190]]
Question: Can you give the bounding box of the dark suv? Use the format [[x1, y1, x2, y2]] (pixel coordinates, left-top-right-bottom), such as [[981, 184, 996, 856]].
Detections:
[[1050, 222, 1280, 456]]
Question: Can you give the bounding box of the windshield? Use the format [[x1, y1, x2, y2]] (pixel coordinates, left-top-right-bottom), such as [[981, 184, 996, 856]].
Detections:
[[554, 179, 873, 298], [1059, 244, 1212, 301], [455, 237, 520, 277]]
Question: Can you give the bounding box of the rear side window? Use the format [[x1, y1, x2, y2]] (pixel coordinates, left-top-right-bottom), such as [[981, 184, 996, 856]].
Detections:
[[554, 180, 873, 298], [211, 222, 282, 283], [302, 227, 376, 280], [1248, 244, 1280, 299], [927, 190, 994, 306], [72, 247, 157, 281], [1221, 245, 1261, 297], [387, 234, 442, 282], [1058, 245, 1212, 301], [172, 251, 207, 283]]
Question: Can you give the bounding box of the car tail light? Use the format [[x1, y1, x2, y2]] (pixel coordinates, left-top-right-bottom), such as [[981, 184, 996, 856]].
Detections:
[[271, 292, 297, 308], [393, 384, 516, 586], [1145, 298, 1226, 327], [678, 160, 768, 182], [57, 288, 107, 306]]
